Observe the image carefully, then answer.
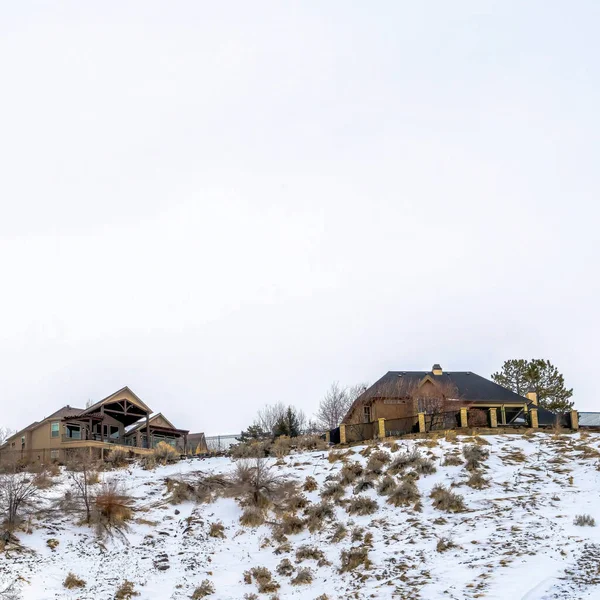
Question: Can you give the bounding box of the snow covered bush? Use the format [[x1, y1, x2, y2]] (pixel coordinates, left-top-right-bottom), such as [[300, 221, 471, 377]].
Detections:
[[191, 580, 215, 598], [339, 546, 371, 572], [574, 514, 596, 527]]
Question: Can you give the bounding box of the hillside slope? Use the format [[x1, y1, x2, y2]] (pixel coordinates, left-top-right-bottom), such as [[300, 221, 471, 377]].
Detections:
[[2, 433, 600, 600]]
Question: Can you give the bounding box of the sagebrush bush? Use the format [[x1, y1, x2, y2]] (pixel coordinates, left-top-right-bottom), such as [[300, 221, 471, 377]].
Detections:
[[387, 448, 422, 475], [430, 484, 466, 513], [272, 436, 292, 458], [230, 458, 294, 509], [442, 453, 463, 467], [574, 514, 596, 527], [195, 473, 231, 504], [249, 567, 280, 594], [291, 567, 313, 585], [284, 492, 308, 512], [295, 545, 325, 563], [413, 457, 437, 475], [295, 434, 328, 452], [330, 522, 347, 543], [353, 478, 375, 494], [277, 513, 305, 535], [230, 441, 270, 459], [276, 558, 295, 576], [191, 580, 215, 599], [305, 502, 335, 532], [167, 479, 193, 504], [346, 496, 378, 516], [321, 481, 345, 501], [107, 448, 129, 468], [63, 573, 86, 589], [370, 449, 391, 464], [339, 462, 363, 485], [377, 475, 396, 496], [153, 441, 180, 465], [463, 444, 489, 471], [93, 480, 133, 535], [387, 481, 420, 507], [339, 547, 371, 572]]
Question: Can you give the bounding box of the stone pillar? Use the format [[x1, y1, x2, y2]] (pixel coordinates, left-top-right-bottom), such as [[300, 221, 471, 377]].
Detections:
[[571, 410, 579, 430], [418, 413, 426, 433], [378, 418, 386, 439], [530, 408, 539, 428], [500, 405, 507, 426], [340, 424, 346, 444], [460, 407, 468, 428], [489, 408, 498, 428], [325, 431, 330, 444], [526, 388, 538, 406]]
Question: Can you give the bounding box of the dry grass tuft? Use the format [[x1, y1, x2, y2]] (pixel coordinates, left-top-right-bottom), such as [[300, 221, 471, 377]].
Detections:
[[377, 475, 397, 496], [277, 513, 305, 535], [320, 481, 345, 501], [302, 476, 318, 492], [340, 547, 371, 573], [115, 580, 140, 599], [346, 496, 378, 516], [239, 506, 265, 527], [387, 481, 420, 507], [291, 567, 313, 585], [442, 452, 463, 467], [466, 472, 489, 489], [295, 545, 325, 563], [436, 537, 456, 553], [209, 521, 225, 538], [276, 558, 295, 576], [339, 462, 363, 485], [249, 567, 280, 594], [93, 480, 133, 535], [191, 580, 215, 599], [387, 448, 423, 475], [430, 484, 466, 513], [107, 448, 129, 468], [463, 444, 489, 471], [353, 478, 375, 494], [330, 522, 347, 543], [305, 502, 335, 532], [63, 573, 86, 589]]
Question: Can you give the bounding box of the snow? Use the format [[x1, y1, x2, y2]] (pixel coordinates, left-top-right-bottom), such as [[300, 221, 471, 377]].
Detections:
[[3, 432, 600, 599]]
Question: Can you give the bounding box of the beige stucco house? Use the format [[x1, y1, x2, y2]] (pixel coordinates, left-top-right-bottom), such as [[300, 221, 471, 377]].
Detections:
[[0, 386, 194, 465]]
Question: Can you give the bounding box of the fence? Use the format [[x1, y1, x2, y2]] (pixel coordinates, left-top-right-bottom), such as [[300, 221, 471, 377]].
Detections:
[[205, 434, 239, 453], [385, 416, 418, 437], [345, 422, 374, 443]]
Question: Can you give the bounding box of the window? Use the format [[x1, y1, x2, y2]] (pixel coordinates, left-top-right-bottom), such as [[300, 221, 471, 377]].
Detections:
[[50, 450, 59, 459], [21, 436, 25, 446], [363, 406, 372, 423], [51, 422, 60, 438]]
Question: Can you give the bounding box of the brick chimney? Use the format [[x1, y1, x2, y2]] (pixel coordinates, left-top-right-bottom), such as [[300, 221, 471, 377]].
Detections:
[[432, 364, 443, 376]]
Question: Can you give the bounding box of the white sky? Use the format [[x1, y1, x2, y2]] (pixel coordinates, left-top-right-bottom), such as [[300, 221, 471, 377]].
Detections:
[[1, 1, 598, 435]]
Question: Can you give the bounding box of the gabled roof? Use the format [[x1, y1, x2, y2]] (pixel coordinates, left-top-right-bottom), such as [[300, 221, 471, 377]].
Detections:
[[124, 413, 179, 435], [81, 386, 152, 416], [343, 369, 530, 423], [1, 405, 84, 447]]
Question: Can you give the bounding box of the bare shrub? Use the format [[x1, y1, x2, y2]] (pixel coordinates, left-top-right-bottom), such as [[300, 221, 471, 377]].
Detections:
[[0, 468, 38, 530], [272, 436, 291, 458], [303, 476, 318, 492], [371, 449, 391, 464], [574, 514, 596, 527], [276, 558, 295, 576], [295, 545, 325, 563], [33, 470, 54, 489], [295, 434, 328, 452], [413, 457, 437, 475], [466, 472, 489, 489], [283, 492, 308, 512], [167, 479, 193, 504], [365, 456, 385, 475], [339, 547, 371, 572], [65, 449, 100, 524], [430, 484, 466, 513], [209, 521, 225, 538], [436, 537, 456, 553], [194, 474, 231, 504], [231, 441, 270, 459], [230, 459, 293, 509], [321, 481, 345, 501], [376, 475, 396, 496], [239, 506, 265, 527], [115, 580, 139, 599], [305, 502, 335, 532], [351, 527, 364, 542], [153, 442, 179, 465], [291, 568, 313, 585], [93, 480, 134, 537], [387, 481, 420, 507], [346, 496, 378, 516], [107, 448, 129, 468], [339, 462, 363, 485], [463, 444, 489, 471], [191, 580, 215, 599]]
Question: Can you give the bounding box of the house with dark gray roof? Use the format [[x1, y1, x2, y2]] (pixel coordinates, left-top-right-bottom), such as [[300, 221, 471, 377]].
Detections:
[[342, 364, 551, 428]]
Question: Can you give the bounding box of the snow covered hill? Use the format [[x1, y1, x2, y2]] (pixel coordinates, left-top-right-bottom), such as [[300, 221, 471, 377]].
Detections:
[[2, 432, 600, 600]]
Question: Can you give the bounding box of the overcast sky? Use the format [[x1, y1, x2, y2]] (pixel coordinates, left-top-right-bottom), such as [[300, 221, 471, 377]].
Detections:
[[1, 1, 598, 435]]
